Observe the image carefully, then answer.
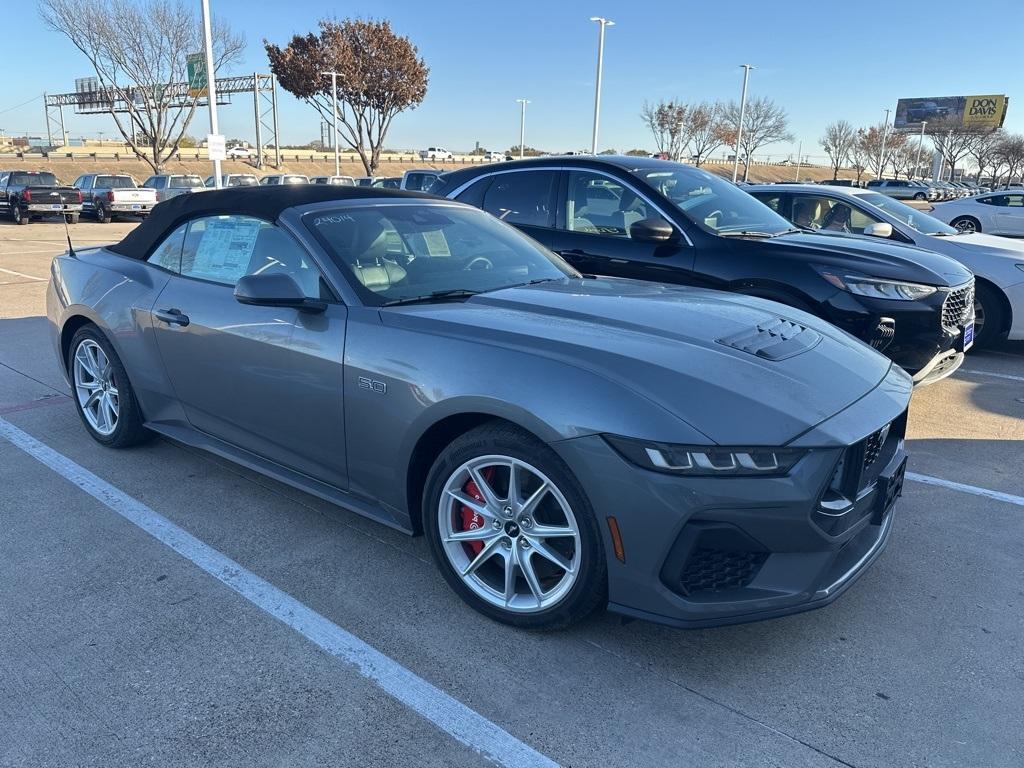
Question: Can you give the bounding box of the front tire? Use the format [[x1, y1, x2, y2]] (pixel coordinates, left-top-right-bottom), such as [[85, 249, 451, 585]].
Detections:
[[423, 422, 607, 630], [951, 215, 980, 234], [972, 282, 1006, 349], [68, 325, 150, 448]]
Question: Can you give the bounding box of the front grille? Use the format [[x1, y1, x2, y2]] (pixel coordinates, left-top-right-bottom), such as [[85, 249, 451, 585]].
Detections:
[[863, 426, 887, 470], [679, 548, 768, 595], [942, 282, 974, 329]]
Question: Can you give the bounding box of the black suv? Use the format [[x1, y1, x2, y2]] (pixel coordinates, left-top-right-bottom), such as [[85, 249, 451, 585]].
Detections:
[[435, 157, 975, 385]]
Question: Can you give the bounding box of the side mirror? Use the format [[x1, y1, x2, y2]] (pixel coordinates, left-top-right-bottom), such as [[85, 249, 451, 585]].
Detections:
[[863, 222, 893, 238], [629, 217, 676, 243], [234, 273, 325, 313]]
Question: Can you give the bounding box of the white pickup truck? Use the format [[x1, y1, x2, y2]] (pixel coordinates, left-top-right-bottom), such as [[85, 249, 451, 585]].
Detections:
[[72, 173, 158, 222]]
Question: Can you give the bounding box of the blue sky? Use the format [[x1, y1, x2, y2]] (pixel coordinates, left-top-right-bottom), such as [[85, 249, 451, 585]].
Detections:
[[3, 0, 1023, 161]]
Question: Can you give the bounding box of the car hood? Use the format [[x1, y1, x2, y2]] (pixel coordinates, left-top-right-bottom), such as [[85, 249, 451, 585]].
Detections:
[[945, 232, 1024, 261], [748, 231, 973, 286], [382, 278, 896, 446]]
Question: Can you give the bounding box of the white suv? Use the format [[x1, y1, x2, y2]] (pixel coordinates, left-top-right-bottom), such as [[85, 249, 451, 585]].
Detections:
[[419, 146, 453, 161]]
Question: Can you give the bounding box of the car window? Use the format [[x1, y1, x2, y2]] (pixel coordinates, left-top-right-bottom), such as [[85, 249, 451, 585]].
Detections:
[[178, 215, 327, 298], [482, 171, 556, 228], [751, 193, 784, 213], [563, 171, 655, 238], [856, 192, 956, 234], [96, 176, 136, 188], [147, 222, 188, 272], [170, 176, 203, 189], [1003, 194, 1024, 207], [305, 204, 576, 304], [9, 172, 60, 186]]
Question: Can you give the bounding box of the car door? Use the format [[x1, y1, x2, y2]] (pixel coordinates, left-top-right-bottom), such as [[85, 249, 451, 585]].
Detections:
[[75, 175, 94, 211], [989, 193, 1024, 235], [454, 169, 558, 249], [148, 213, 349, 489], [550, 169, 695, 282]]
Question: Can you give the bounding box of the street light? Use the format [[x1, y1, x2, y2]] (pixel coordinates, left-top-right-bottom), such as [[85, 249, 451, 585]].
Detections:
[[915, 120, 928, 180], [322, 71, 341, 176], [731, 64, 754, 183], [200, 0, 222, 188], [516, 99, 530, 160], [588, 17, 614, 155], [877, 108, 892, 180]]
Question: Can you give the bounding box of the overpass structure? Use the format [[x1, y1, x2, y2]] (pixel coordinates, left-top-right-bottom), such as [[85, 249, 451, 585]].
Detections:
[[43, 73, 281, 168]]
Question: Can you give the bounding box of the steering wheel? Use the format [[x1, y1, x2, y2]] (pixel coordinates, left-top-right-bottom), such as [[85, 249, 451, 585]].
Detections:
[[464, 256, 494, 271]]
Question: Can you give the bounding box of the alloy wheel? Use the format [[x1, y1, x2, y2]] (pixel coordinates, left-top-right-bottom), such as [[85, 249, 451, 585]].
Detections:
[[73, 339, 119, 436], [438, 455, 581, 613], [953, 217, 977, 233]]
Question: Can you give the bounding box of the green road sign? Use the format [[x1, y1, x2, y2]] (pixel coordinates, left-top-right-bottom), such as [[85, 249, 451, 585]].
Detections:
[[187, 53, 207, 98]]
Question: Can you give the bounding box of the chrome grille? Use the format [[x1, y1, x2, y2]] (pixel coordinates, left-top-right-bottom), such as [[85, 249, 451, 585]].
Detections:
[[942, 282, 975, 329], [863, 425, 887, 470]]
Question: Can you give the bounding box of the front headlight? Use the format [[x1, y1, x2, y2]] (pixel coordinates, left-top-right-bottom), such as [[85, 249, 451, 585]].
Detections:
[[605, 436, 806, 477], [815, 268, 937, 301]]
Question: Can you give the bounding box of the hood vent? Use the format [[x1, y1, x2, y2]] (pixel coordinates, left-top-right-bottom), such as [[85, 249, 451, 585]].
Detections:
[[717, 318, 822, 361]]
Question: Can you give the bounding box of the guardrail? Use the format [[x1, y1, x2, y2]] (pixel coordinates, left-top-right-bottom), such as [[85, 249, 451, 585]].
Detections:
[[0, 150, 499, 164]]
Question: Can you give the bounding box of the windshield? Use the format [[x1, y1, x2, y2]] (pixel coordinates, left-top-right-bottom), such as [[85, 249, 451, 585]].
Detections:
[[10, 172, 59, 186], [630, 165, 793, 235], [170, 176, 204, 189], [283, 176, 307, 185], [857, 192, 957, 235], [305, 204, 577, 305], [96, 176, 136, 188]]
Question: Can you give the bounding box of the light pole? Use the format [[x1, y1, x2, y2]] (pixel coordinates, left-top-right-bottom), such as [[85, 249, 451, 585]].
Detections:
[[200, 0, 222, 188], [516, 99, 529, 160], [322, 71, 341, 177], [588, 17, 614, 154], [794, 139, 802, 181], [731, 64, 754, 183], [914, 120, 927, 180], [877, 108, 891, 180]]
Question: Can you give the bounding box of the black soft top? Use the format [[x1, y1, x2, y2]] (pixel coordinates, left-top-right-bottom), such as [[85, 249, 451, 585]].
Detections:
[[109, 184, 429, 260]]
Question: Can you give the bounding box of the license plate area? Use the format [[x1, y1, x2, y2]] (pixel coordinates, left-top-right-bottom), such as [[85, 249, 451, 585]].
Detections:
[[131, 204, 141, 210], [50, 204, 63, 210], [872, 456, 907, 524], [963, 322, 974, 351]]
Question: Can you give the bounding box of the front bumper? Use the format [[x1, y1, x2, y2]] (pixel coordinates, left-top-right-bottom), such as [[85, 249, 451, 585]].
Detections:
[[820, 281, 973, 379], [553, 368, 911, 629]]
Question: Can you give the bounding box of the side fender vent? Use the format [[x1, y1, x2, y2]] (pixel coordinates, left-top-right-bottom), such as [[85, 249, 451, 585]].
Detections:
[[717, 317, 822, 361]]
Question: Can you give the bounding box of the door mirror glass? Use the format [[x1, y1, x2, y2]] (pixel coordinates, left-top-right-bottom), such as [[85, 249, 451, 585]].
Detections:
[[629, 217, 675, 243], [863, 222, 893, 238], [234, 273, 324, 312]]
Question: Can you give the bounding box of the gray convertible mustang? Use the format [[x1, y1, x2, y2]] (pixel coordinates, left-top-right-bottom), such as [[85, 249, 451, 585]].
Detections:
[[47, 186, 911, 630]]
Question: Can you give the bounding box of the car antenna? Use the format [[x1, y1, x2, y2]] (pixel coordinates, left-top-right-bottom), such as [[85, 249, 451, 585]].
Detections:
[[62, 208, 76, 257]]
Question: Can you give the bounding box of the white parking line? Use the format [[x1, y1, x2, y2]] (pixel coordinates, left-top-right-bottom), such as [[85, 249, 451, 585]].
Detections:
[[0, 416, 559, 768], [907, 472, 1024, 507], [958, 368, 1024, 383], [0, 267, 46, 282]]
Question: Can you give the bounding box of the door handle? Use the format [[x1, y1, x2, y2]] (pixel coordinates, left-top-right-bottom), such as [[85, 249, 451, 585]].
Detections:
[[154, 308, 190, 327], [558, 249, 586, 257]]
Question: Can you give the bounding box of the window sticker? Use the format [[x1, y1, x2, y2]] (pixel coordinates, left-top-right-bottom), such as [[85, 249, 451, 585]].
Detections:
[[190, 217, 261, 283]]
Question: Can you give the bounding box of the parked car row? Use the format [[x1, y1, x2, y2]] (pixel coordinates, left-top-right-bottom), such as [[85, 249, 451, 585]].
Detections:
[[866, 178, 990, 202]]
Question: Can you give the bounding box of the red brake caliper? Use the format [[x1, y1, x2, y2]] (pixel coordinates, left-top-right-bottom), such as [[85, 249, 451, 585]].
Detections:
[[459, 467, 494, 556]]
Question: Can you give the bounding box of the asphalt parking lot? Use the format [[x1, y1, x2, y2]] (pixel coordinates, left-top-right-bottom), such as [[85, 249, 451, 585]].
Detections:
[[1, 219, 1022, 768]]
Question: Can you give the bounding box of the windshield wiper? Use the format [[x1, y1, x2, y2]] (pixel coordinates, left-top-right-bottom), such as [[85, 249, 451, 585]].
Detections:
[[718, 229, 789, 238], [383, 289, 482, 307]]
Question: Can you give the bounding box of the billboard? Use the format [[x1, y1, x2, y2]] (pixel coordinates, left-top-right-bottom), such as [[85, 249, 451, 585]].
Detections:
[[894, 95, 1008, 130], [74, 76, 112, 113]]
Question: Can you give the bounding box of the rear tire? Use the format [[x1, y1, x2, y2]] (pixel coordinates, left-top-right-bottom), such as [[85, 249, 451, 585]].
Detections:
[[951, 215, 980, 234], [13, 204, 27, 225], [423, 422, 607, 630], [913, 192, 926, 200], [65, 213, 80, 224], [68, 325, 150, 448], [95, 203, 112, 223], [972, 282, 1006, 350]]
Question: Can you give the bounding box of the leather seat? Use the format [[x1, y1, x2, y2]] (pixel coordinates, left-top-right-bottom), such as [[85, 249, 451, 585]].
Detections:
[[346, 220, 407, 292]]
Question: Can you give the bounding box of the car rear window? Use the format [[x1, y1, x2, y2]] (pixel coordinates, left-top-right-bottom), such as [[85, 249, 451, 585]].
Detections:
[[170, 176, 204, 188], [9, 172, 59, 186], [96, 176, 137, 188]]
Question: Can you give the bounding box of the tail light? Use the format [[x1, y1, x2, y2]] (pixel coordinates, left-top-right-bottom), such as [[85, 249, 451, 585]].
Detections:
[[22, 189, 31, 202], [76, 190, 83, 203], [107, 190, 115, 202]]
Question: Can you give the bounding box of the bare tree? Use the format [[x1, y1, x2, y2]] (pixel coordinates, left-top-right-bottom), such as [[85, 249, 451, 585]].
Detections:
[[722, 97, 792, 180], [883, 132, 908, 178], [891, 142, 921, 180], [967, 129, 1003, 184], [39, 0, 244, 173], [855, 124, 895, 178], [640, 100, 689, 161], [819, 120, 856, 179], [266, 19, 428, 175], [849, 140, 869, 184], [926, 119, 985, 180], [993, 134, 1024, 187], [685, 102, 728, 167]]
